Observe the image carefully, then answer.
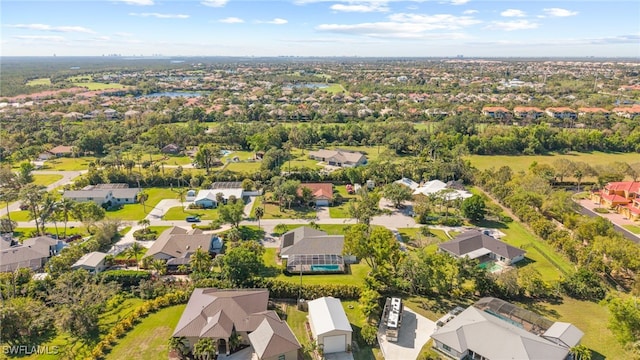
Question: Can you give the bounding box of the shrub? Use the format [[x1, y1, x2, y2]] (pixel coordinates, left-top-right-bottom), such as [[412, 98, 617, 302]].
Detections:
[[360, 324, 378, 346], [561, 269, 607, 301], [99, 270, 151, 288]]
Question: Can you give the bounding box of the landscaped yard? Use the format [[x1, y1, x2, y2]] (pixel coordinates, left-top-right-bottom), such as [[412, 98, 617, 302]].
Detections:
[[32, 173, 63, 186], [224, 161, 262, 173], [163, 206, 220, 221], [104, 187, 177, 220], [42, 157, 97, 171], [329, 202, 353, 218], [26, 77, 52, 86], [12, 226, 88, 240], [105, 304, 186, 360], [260, 196, 317, 220]]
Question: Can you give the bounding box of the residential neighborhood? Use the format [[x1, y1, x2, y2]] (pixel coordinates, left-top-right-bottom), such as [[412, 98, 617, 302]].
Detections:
[[1, 57, 639, 360]]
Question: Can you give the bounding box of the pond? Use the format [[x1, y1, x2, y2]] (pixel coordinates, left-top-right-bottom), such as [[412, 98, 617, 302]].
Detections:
[[291, 83, 329, 89]]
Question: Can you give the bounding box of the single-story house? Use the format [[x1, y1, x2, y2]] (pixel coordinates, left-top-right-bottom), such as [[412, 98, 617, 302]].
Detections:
[[71, 251, 108, 274], [63, 183, 141, 206], [161, 143, 180, 154], [144, 227, 223, 263], [308, 149, 367, 167], [481, 106, 510, 119], [173, 289, 300, 357], [0, 235, 60, 273], [431, 297, 583, 360], [308, 297, 353, 354], [48, 145, 75, 157], [396, 178, 473, 200], [438, 230, 525, 266], [513, 106, 544, 119], [545, 107, 577, 120], [280, 227, 348, 273], [298, 183, 333, 206], [194, 188, 244, 209]]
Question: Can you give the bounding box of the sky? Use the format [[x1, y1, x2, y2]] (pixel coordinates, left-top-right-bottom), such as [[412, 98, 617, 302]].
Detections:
[[1, 0, 639, 57]]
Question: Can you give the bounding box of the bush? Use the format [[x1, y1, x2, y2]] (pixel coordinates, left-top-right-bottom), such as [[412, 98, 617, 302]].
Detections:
[[133, 229, 157, 241], [593, 207, 610, 214], [251, 278, 361, 300], [360, 324, 378, 346], [99, 270, 151, 288], [560, 269, 607, 301]]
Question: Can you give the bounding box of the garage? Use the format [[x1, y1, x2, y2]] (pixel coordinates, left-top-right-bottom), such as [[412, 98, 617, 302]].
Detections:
[[315, 199, 329, 206], [308, 297, 353, 355], [323, 335, 346, 353]]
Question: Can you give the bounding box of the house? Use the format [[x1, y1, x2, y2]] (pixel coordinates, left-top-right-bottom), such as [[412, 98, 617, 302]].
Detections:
[[194, 188, 244, 209], [513, 106, 544, 119], [592, 181, 640, 221], [307, 297, 353, 354], [612, 105, 640, 118], [48, 145, 75, 157], [298, 183, 333, 206], [172, 289, 300, 357], [481, 106, 510, 119], [431, 297, 583, 360], [279, 227, 348, 273], [545, 107, 577, 120], [63, 183, 141, 206], [161, 143, 180, 154], [438, 230, 525, 266], [398, 178, 473, 200], [308, 149, 367, 167], [578, 107, 610, 118], [71, 251, 108, 274], [0, 235, 60, 273], [144, 227, 224, 265]]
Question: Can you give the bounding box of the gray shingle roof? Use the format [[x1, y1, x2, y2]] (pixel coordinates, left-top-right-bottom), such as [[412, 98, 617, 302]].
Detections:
[[280, 227, 344, 257], [145, 227, 219, 259], [438, 230, 525, 260]]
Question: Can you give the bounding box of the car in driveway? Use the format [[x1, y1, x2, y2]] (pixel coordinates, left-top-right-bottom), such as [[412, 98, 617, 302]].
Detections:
[[185, 215, 201, 222]]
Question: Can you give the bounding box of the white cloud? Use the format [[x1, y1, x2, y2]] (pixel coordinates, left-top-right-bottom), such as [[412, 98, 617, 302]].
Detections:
[[129, 13, 190, 19], [114, 0, 154, 5], [543, 8, 578, 17], [501, 9, 526, 17], [330, 3, 390, 12], [201, 0, 228, 7], [115, 32, 133, 37], [7, 23, 95, 34], [487, 20, 538, 31], [14, 35, 66, 42], [388, 13, 482, 28], [449, 0, 469, 5], [258, 18, 288, 25], [219, 17, 244, 23], [463, 9, 478, 15]]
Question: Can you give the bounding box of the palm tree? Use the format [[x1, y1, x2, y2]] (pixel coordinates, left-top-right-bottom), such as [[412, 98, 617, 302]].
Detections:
[[125, 242, 145, 270], [228, 331, 241, 353], [168, 336, 188, 359], [0, 188, 18, 234], [570, 345, 592, 360], [189, 248, 212, 274], [40, 194, 60, 239], [137, 191, 149, 212], [254, 206, 264, 229], [57, 198, 75, 238], [193, 337, 216, 360], [174, 187, 187, 212], [150, 259, 167, 277], [137, 218, 150, 233]]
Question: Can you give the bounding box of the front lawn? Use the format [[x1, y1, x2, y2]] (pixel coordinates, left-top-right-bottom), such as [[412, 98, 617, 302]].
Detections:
[[163, 206, 220, 221], [329, 202, 352, 218], [42, 157, 97, 171], [105, 188, 177, 220], [105, 304, 186, 360], [261, 199, 316, 220], [225, 161, 262, 173], [3, 210, 31, 222], [12, 226, 88, 240], [32, 174, 63, 186]]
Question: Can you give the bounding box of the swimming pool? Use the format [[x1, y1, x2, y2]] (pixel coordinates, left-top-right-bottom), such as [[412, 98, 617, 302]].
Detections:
[[311, 264, 340, 271], [478, 261, 504, 273]]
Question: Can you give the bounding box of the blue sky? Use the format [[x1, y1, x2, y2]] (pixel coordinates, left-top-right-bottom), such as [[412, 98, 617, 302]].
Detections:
[[1, 0, 639, 57]]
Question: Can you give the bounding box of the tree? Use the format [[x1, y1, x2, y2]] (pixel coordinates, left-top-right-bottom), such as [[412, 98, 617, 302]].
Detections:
[[605, 295, 640, 345], [150, 259, 167, 276], [218, 200, 245, 228], [193, 337, 217, 360], [174, 187, 187, 212], [138, 218, 150, 232], [57, 197, 76, 238], [17, 162, 35, 185], [40, 193, 60, 238], [254, 206, 264, 229], [19, 184, 46, 235], [221, 241, 264, 286], [137, 191, 149, 212], [461, 195, 487, 222], [570, 344, 593, 360], [125, 242, 145, 270], [190, 248, 212, 274], [348, 189, 381, 226], [344, 225, 401, 272], [552, 158, 574, 183], [168, 337, 188, 359], [195, 144, 220, 174], [573, 162, 593, 192], [71, 201, 106, 232], [0, 166, 20, 233], [383, 183, 413, 209], [0, 297, 53, 342]]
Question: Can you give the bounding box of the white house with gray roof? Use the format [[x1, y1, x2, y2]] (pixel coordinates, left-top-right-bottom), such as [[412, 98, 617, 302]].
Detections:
[[63, 183, 140, 206], [0, 235, 60, 273], [438, 230, 525, 266], [308, 149, 367, 167], [71, 251, 108, 274], [431, 297, 583, 360]]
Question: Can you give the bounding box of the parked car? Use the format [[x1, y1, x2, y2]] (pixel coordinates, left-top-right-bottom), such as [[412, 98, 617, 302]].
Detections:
[[186, 215, 201, 223]]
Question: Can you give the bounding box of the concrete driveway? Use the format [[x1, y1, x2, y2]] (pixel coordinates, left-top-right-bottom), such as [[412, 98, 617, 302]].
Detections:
[[379, 308, 437, 360]]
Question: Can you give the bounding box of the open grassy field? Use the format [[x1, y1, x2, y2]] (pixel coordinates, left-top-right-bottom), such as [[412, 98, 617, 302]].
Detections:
[[105, 304, 186, 360], [72, 82, 126, 90], [259, 195, 317, 220], [324, 83, 347, 94], [26, 77, 52, 86], [224, 161, 261, 173], [467, 151, 640, 179], [42, 157, 97, 171], [32, 174, 63, 186], [3, 210, 31, 222]]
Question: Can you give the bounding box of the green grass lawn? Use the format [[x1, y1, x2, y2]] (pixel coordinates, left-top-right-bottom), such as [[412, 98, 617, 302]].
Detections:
[[42, 157, 97, 171], [73, 82, 126, 90], [32, 174, 63, 186], [105, 188, 177, 220], [622, 224, 640, 234], [329, 202, 353, 218], [12, 226, 88, 240], [164, 156, 193, 166], [467, 151, 640, 181], [26, 77, 52, 86], [3, 210, 31, 222], [261, 198, 316, 220], [163, 206, 220, 221], [105, 304, 186, 360], [276, 262, 369, 286], [224, 161, 262, 173], [324, 83, 347, 94]]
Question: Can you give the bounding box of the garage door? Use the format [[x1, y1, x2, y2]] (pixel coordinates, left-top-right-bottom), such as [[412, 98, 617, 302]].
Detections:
[[323, 334, 346, 354], [316, 199, 329, 206]]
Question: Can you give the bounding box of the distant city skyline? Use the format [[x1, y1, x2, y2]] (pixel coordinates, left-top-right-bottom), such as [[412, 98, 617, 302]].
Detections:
[[2, 0, 639, 57]]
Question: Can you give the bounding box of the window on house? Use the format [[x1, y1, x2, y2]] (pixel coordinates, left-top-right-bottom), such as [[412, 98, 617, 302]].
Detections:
[[278, 355, 285, 360], [443, 344, 452, 352]]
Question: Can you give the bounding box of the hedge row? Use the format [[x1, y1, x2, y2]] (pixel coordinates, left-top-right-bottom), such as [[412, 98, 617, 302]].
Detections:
[[250, 278, 362, 300], [99, 270, 151, 288], [90, 290, 190, 359]]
